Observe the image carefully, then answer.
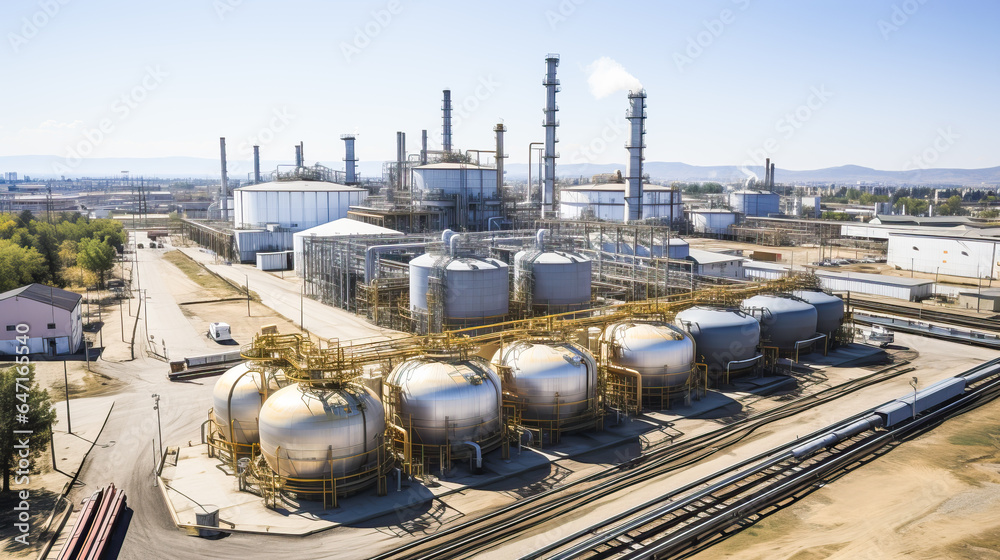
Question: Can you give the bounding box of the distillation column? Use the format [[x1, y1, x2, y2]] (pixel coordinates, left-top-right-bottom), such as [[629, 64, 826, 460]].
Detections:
[[542, 54, 560, 217], [624, 89, 647, 222], [342, 134, 358, 184]]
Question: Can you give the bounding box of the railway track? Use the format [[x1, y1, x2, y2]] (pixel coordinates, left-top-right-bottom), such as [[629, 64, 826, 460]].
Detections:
[[371, 361, 915, 560], [539, 363, 1000, 560], [849, 298, 1000, 332]]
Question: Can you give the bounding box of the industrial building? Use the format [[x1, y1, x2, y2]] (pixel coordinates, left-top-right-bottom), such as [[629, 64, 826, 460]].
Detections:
[[814, 270, 934, 301], [0, 283, 83, 355], [686, 249, 744, 278], [887, 232, 999, 280], [292, 218, 402, 275], [728, 191, 780, 217], [559, 182, 682, 223]]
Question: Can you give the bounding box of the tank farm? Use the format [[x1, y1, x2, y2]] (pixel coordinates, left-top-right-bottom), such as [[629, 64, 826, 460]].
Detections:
[[204, 261, 850, 508]]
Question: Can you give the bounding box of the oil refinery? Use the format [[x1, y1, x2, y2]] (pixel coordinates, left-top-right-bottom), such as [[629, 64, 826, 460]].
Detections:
[[10, 4, 1000, 559]]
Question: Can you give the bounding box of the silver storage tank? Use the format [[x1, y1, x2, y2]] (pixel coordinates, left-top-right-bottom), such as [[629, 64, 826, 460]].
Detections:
[[409, 254, 509, 320], [675, 307, 760, 375], [257, 383, 385, 479], [212, 362, 281, 444], [741, 294, 818, 351], [491, 341, 596, 421], [793, 290, 844, 336], [386, 356, 502, 448], [602, 322, 695, 388], [513, 250, 592, 307]]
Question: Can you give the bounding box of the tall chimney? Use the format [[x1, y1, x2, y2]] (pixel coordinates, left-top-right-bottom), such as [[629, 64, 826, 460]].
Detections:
[[299, 141, 305, 165], [253, 145, 261, 184], [442, 90, 453, 153], [420, 129, 428, 165], [396, 131, 406, 190], [764, 157, 770, 189], [542, 54, 560, 217], [294, 144, 303, 167], [219, 137, 229, 222], [494, 123, 506, 201], [770, 162, 776, 189], [341, 135, 357, 184], [624, 90, 647, 222]]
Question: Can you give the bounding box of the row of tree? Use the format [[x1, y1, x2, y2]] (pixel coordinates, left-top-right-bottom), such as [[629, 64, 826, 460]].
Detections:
[[0, 211, 125, 292]]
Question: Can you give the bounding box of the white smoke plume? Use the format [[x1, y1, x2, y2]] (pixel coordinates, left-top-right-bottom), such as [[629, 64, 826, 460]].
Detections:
[[585, 57, 643, 99]]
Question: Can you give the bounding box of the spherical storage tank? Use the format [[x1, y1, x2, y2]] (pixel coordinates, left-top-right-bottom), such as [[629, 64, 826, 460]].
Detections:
[[675, 307, 760, 375], [212, 362, 282, 444], [409, 254, 509, 320], [386, 356, 502, 449], [602, 322, 695, 388], [491, 341, 596, 421], [514, 250, 591, 308], [257, 383, 385, 479], [741, 295, 818, 351], [793, 290, 844, 336]]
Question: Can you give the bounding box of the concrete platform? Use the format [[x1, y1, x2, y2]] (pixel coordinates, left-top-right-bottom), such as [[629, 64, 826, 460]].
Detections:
[[157, 342, 889, 536]]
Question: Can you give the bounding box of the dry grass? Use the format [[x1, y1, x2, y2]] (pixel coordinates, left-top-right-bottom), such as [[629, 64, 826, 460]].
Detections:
[[161, 250, 241, 297]]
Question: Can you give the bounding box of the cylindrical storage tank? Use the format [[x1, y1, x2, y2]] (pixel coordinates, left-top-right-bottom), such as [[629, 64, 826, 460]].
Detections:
[[232, 181, 368, 230], [602, 322, 695, 388], [513, 250, 592, 308], [675, 307, 760, 375], [793, 290, 844, 336], [408, 254, 509, 320], [386, 356, 502, 449], [212, 362, 280, 445], [257, 383, 385, 479], [491, 341, 596, 422], [741, 295, 818, 351]]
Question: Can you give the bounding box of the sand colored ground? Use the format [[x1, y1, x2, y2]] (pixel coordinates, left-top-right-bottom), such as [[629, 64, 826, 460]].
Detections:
[[691, 398, 1000, 560]]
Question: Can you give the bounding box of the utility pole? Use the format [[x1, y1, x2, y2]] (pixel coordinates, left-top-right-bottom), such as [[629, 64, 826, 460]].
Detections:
[[245, 275, 251, 317], [63, 361, 71, 434], [142, 289, 149, 339], [152, 394, 163, 467], [300, 283, 305, 331], [909, 376, 919, 420]]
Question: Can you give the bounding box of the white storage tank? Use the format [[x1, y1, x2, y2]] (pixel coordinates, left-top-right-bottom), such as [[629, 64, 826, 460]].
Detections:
[[257, 383, 385, 479], [491, 341, 596, 422], [232, 180, 367, 230], [728, 191, 779, 217], [675, 307, 760, 375], [212, 363, 270, 444], [741, 294, 818, 351], [513, 236, 591, 308], [602, 322, 695, 388], [409, 253, 509, 321], [385, 356, 502, 449], [559, 183, 682, 223], [793, 290, 845, 337]]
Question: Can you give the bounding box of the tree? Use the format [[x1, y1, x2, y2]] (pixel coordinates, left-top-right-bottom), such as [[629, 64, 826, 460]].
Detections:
[[937, 195, 966, 216], [0, 240, 47, 292], [76, 238, 116, 288], [0, 364, 57, 494]]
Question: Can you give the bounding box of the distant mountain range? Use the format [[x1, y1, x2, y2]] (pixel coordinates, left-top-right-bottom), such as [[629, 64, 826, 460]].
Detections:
[[2, 155, 999, 186]]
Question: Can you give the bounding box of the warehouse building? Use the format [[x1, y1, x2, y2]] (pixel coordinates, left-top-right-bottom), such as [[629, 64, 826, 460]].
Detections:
[[0, 284, 83, 355], [887, 232, 1000, 280], [686, 249, 744, 278], [815, 270, 934, 301]]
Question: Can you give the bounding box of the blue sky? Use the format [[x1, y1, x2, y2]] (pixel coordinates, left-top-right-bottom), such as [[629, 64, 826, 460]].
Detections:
[[2, 0, 998, 172]]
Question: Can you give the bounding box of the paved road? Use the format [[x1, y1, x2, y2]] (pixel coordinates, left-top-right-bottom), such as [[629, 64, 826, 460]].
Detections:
[[180, 248, 405, 343]]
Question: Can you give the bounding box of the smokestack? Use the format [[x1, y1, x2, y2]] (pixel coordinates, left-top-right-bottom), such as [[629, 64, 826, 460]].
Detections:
[[542, 54, 560, 217], [253, 145, 261, 184], [294, 144, 303, 167], [770, 163, 776, 189], [396, 131, 406, 190], [299, 141, 304, 165], [421, 129, 428, 165], [494, 123, 506, 202], [219, 137, 229, 222], [625, 89, 647, 222], [341, 135, 357, 184], [764, 157, 770, 189], [442, 90, 452, 153]]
